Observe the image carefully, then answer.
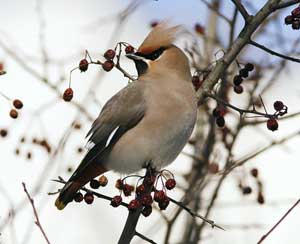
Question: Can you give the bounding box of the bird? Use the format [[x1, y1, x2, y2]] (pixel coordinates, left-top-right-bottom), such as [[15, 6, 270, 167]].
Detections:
[[55, 23, 198, 210]]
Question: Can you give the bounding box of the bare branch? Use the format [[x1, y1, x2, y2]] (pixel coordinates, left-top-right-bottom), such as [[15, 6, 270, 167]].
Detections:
[[135, 231, 157, 244], [276, 0, 300, 9], [250, 40, 300, 63], [168, 196, 225, 230], [257, 198, 300, 244], [231, 0, 251, 21], [22, 182, 51, 244]]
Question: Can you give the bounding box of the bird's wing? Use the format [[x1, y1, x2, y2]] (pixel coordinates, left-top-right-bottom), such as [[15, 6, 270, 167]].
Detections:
[[70, 82, 146, 180], [86, 81, 145, 146]]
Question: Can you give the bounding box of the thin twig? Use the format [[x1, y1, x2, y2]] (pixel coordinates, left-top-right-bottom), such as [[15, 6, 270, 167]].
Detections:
[[22, 182, 51, 244], [231, 0, 251, 21], [257, 198, 300, 244], [168, 196, 225, 231], [250, 40, 300, 63], [135, 231, 157, 244]]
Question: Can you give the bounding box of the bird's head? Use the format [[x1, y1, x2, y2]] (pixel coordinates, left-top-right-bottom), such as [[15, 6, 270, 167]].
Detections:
[[126, 23, 191, 80]]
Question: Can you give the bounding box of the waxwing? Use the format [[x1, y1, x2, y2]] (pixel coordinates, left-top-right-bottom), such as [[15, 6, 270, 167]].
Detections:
[[55, 23, 198, 210]]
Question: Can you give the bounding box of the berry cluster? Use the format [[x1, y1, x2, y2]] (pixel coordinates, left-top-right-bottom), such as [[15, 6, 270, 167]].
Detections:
[[232, 63, 254, 94], [6, 99, 24, 119], [266, 100, 287, 131], [110, 170, 176, 217], [71, 169, 177, 217], [72, 175, 109, 205], [63, 44, 135, 102], [212, 106, 226, 128], [239, 168, 265, 204], [194, 23, 205, 35], [285, 6, 300, 30]]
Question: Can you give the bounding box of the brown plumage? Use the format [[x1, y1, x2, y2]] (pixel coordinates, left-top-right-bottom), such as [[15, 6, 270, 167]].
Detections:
[[138, 23, 182, 54]]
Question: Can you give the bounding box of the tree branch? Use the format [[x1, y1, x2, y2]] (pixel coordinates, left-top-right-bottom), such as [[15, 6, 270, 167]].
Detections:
[[231, 0, 251, 21], [22, 182, 51, 244], [257, 198, 300, 244], [250, 40, 300, 63]]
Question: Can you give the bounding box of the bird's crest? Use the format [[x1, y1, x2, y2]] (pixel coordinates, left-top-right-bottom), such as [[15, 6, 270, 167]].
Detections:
[[138, 23, 182, 54]]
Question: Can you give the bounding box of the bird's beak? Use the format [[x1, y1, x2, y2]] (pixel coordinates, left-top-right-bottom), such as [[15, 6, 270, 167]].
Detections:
[[126, 53, 144, 61]]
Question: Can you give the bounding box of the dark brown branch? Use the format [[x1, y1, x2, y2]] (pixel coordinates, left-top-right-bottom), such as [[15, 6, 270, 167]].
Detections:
[[276, 0, 300, 9], [135, 231, 157, 244], [168, 196, 225, 230], [206, 92, 274, 118], [53, 178, 129, 207], [257, 198, 300, 244], [231, 0, 251, 21], [250, 40, 300, 63], [22, 183, 51, 244], [197, 0, 282, 103]]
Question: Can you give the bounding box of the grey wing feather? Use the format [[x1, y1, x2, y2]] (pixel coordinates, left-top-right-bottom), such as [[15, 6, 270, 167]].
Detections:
[[70, 82, 146, 180], [86, 81, 146, 150]]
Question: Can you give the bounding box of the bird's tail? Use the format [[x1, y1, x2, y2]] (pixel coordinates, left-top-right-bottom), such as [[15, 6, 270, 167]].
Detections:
[[55, 180, 81, 210]]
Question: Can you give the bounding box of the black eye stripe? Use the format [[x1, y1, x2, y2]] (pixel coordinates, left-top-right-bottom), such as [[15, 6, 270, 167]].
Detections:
[[136, 47, 165, 61]]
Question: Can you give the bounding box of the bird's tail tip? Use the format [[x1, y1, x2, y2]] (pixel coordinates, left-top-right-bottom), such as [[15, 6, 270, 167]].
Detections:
[[54, 181, 80, 210], [55, 198, 66, 210]]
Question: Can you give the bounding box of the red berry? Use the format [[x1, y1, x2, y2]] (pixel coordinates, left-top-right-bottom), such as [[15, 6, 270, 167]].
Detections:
[[165, 179, 176, 190], [9, 109, 18, 119], [141, 194, 153, 206], [63, 88, 73, 102], [273, 101, 284, 111], [257, 192, 265, 204], [234, 85, 243, 94], [142, 206, 152, 217], [194, 23, 205, 35], [98, 175, 108, 187], [13, 99, 23, 109], [125, 45, 134, 54], [158, 197, 170, 210], [239, 68, 249, 78], [212, 107, 226, 117], [123, 184, 134, 196], [250, 168, 259, 178], [154, 190, 165, 203], [208, 163, 219, 174], [0, 63, 3, 71], [150, 21, 159, 28], [292, 7, 300, 18], [74, 192, 83, 202], [128, 199, 140, 210], [285, 15, 294, 25], [79, 59, 89, 72], [111, 195, 122, 207], [216, 116, 225, 128], [267, 118, 278, 131], [115, 179, 124, 190], [90, 179, 100, 189], [84, 192, 94, 204], [245, 63, 254, 71], [104, 49, 116, 60], [102, 60, 114, 72], [0, 129, 8, 137], [136, 184, 146, 196], [242, 186, 252, 195], [27, 152, 32, 160], [233, 75, 243, 86]]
